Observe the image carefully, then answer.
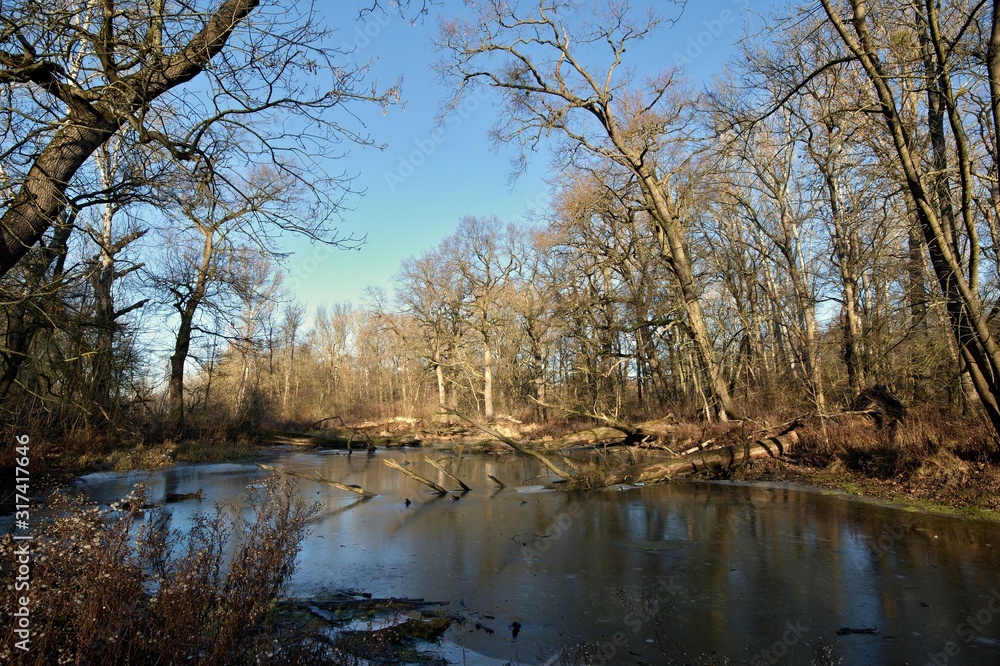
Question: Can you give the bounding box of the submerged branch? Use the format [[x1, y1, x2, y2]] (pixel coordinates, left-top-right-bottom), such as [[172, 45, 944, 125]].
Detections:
[[257, 463, 376, 498], [383, 458, 450, 495], [439, 407, 578, 480]]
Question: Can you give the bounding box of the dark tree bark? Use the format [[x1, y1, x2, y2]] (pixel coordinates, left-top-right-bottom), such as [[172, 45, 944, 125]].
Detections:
[[167, 226, 214, 433], [0, 0, 260, 276]]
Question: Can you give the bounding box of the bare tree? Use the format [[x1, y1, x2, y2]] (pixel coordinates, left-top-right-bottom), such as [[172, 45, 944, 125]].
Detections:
[[0, 0, 399, 276], [442, 215, 521, 422], [280, 301, 306, 420], [393, 248, 466, 411], [157, 164, 303, 433], [436, 0, 741, 420], [816, 0, 1000, 434]]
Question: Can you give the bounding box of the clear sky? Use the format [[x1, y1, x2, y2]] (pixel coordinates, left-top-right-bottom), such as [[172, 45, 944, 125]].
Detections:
[[283, 0, 777, 314]]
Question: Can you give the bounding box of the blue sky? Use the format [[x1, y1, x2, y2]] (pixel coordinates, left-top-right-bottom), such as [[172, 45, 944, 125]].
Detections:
[[283, 0, 777, 314]]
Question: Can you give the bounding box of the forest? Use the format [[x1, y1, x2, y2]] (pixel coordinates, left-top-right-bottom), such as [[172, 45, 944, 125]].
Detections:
[[3, 2, 1000, 664], [2, 0, 998, 457]]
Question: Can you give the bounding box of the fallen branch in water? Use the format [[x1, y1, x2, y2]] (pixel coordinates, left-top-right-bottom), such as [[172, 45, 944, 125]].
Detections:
[[257, 463, 376, 498], [424, 456, 471, 492], [383, 458, 449, 495], [487, 474, 506, 489], [440, 407, 578, 481], [573, 429, 801, 489], [342, 616, 453, 643], [276, 596, 448, 613]]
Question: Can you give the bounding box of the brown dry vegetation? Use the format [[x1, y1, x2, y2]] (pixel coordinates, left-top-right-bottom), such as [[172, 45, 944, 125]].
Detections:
[[0, 477, 323, 665], [719, 411, 1000, 515]]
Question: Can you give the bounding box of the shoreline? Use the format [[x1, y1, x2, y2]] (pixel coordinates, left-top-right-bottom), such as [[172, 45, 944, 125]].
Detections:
[[6, 437, 998, 525]]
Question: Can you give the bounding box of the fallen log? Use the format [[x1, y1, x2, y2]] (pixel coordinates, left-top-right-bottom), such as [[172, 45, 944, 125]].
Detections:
[[487, 474, 506, 489], [309, 415, 377, 452], [424, 456, 471, 492], [546, 426, 632, 450], [257, 463, 376, 499], [441, 407, 578, 481], [342, 616, 452, 644], [165, 489, 202, 502], [544, 416, 687, 451], [383, 458, 449, 495], [268, 432, 368, 450], [576, 429, 800, 488], [276, 596, 448, 613]]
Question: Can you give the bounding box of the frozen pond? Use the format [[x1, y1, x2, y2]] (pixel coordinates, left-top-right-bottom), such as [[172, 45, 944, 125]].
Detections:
[[75, 448, 1000, 665]]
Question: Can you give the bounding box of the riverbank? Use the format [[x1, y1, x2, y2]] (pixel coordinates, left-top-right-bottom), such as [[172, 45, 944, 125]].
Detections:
[[4, 410, 999, 522], [706, 417, 1000, 521]]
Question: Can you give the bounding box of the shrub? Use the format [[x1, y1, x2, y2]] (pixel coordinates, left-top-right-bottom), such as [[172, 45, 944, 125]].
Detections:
[[0, 476, 319, 665]]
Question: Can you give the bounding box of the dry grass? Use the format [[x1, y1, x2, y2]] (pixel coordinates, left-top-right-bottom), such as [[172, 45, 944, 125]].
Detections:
[[787, 410, 1000, 512], [0, 476, 324, 665]]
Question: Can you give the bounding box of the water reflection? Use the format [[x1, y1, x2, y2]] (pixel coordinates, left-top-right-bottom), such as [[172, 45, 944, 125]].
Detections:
[[75, 450, 1000, 665]]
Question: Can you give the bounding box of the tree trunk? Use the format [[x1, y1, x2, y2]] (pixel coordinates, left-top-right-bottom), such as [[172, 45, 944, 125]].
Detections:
[[0, 213, 74, 402], [820, 0, 1000, 436], [0, 0, 262, 277], [483, 337, 494, 421], [435, 349, 447, 408], [599, 135, 740, 420], [90, 202, 117, 419], [167, 227, 213, 433]]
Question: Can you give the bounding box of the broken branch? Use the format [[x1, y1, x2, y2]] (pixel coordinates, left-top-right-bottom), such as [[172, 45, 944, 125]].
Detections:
[[424, 456, 471, 491], [383, 458, 450, 495], [257, 463, 376, 498]]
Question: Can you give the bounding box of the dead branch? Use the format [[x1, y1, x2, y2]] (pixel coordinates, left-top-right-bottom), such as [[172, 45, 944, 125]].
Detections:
[[309, 415, 376, 451], [310, 415, 346, 429], [424, 456, 471, 491], [530, 397, 642, 438], [257, 463, 376, 498], [383, 458, 449, 495], [276, 597, 448, 613], [580, 429, 801, 489], [439, 407, 577, 480]]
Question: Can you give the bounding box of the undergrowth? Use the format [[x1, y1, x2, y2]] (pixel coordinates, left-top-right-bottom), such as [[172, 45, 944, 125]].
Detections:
[[0, 476, 322, 665], [783, 410, 1000, 512]]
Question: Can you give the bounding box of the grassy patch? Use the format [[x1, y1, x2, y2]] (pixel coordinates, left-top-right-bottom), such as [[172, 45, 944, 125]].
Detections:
[[172, 438, 264, 463], [67, 438, 264, 472], [719, 410, 1000, 520]]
